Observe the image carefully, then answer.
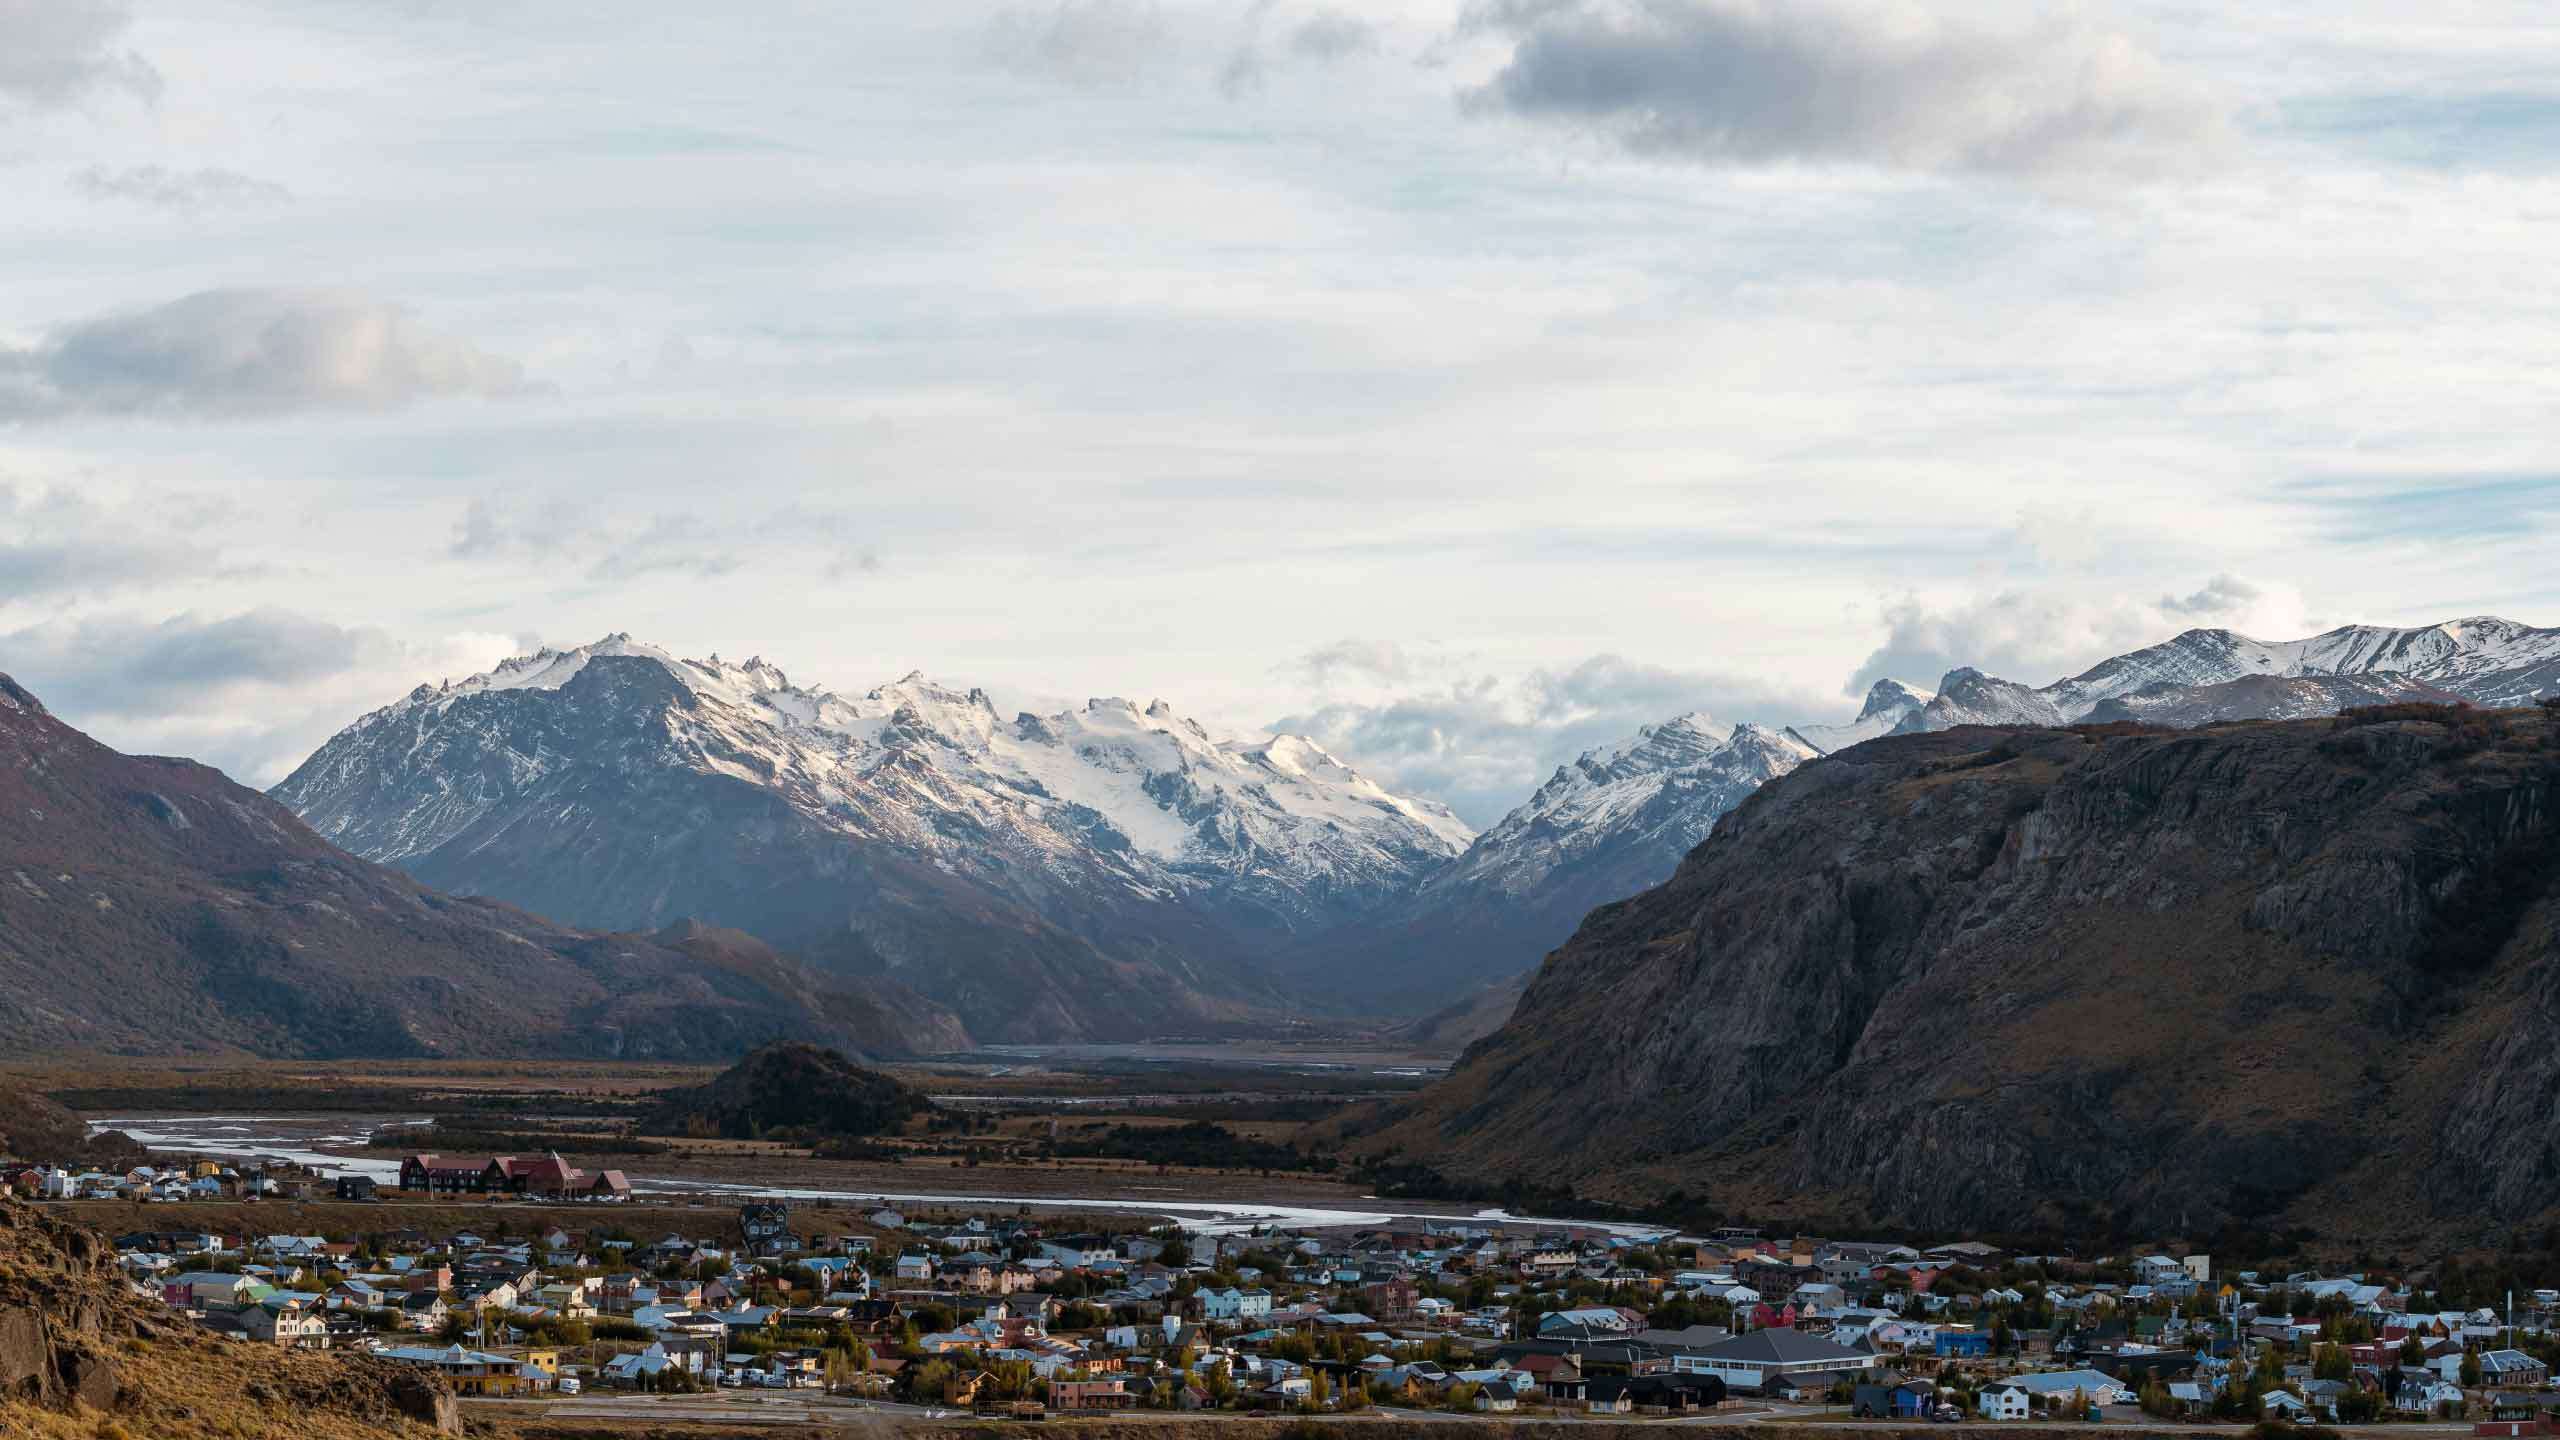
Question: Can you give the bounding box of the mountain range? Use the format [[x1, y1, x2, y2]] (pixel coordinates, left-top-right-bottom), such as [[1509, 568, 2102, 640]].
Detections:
[[1361, 702, 2560, 1245], [261, 617, 2560, 1043], [0, 672, 954, 1059], [271, 636, 1470, 1043], [7, 612, 2556, 1062]]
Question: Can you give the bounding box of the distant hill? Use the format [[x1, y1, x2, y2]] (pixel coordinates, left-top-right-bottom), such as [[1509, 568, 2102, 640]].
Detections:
[[0, 1083, 85, 1161], [0, 672, 960, 1060], [639, 1041, 935, 1141], [1363, 703, 2560, 1246]]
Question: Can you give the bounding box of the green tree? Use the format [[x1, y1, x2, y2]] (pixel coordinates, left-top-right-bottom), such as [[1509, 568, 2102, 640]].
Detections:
[[2462, 1348, 2483, 1388]]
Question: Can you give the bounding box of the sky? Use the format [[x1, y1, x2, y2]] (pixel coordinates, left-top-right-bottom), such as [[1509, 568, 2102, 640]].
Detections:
[[3, 0, 2559, 827]]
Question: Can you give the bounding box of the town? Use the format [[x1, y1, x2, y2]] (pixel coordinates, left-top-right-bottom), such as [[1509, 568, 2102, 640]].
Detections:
[[11, 1147, 2560, 1431]]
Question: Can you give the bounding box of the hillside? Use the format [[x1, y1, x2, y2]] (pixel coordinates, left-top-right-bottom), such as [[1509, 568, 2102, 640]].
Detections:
[[1362, 703, 2560, 1245], [0, 1198, 454, 1437], [638, 1041, 935, 1141], [272, 637, 1468, 1041], [0, 674, 959, 1060]]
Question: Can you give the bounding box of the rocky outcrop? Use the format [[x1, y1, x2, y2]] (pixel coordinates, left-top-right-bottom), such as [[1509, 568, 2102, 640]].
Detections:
[[0, 1199, 457, 1436], [1367, 705, 2560, 1243]]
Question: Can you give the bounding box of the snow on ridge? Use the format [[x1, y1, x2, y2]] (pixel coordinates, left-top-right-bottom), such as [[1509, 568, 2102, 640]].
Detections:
[[289, 633, 1473, 912]]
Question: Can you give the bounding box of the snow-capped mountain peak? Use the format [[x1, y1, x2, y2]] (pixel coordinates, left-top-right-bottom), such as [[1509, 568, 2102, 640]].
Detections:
[[278, 637, 1473, 976], [1929, 614, 2560, 731], [1792, 677, 1932, 754]]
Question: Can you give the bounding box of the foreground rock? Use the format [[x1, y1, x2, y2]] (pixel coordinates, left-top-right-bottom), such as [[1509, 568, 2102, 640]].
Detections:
[[1365, 704, 2560, 1244], [0, 1198, 455, 1437]]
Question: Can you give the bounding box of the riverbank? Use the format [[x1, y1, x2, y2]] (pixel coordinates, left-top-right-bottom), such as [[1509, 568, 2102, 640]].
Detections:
[[83, 1113, 1674, 1237]]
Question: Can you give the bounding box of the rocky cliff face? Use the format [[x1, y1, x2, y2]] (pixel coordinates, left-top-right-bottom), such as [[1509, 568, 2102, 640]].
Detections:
[[0, 1200, 455, 1436], [1368, 704, 2560, 1243], [0, 673, 961, 1060]]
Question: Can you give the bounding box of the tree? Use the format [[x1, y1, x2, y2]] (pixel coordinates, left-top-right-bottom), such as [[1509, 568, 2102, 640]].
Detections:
[[2138, 1380, 2174, 1418], [2462, 1348, 2483, 1388], [2401, 1334, 2427, 1366], [2314, 1343, 2352, 1381]]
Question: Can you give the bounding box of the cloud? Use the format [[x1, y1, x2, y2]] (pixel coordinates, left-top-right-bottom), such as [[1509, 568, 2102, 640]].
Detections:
[[0, 476, 243, 599], [988, 0, 1171, 87], [71, 165, 291, 211], [1222, 3, 1380, 96], [0, 0, 158, 113], [587, 514, 746, 582], [450, 496, 879, 585], [0, 607, 516, 786], [1289, 638, 1419, 687], [0, 289, 536, 423], [1458, 0, 2220, 177], [1272, 646, 1819, 825], [2160, 573, 2262, 618], [1846, 580, 2314, 695], [1290, 11, 1376, 62]]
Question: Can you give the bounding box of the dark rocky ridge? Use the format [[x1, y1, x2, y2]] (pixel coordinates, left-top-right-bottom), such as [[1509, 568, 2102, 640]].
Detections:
[[0, 673, 959, 1060], [1367, 705, 2560, 1244]]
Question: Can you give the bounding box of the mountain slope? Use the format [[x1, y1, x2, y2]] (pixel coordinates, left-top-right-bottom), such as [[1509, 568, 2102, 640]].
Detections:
[[0, 673, 957, 1060], [2082, 672, 2464, 727], [272, 637, 1469, 1042], [1365, 704, 2560, 1243], [1287, 720, 1821, 1008]]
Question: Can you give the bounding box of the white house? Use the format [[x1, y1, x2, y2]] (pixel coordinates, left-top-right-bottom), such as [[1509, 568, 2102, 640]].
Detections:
[[1979, 1382, 2033, 1420]]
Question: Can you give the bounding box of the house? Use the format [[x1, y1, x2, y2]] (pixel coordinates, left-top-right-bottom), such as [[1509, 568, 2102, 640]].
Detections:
[[602, 1344, 699, 1385], [1979, 1381, 2033, 1420], [1049, 1377, 1137, 1412], [334, 1176, 379, 1202], [240, 1303, 330, 1349], [2397, 1376, 2466, 1416], [2003, 1369, 2133, 1408], [1935, 1329, 1993, 1359], [398, 1292, 451, 1332], [1673, 1328, 1871, 1393], [2482, 1350, 2550, 1387], [1586, 1375, 1725, 1414], [379, 1344, 532, 1396], [1196, 1287, 1271, 1323]]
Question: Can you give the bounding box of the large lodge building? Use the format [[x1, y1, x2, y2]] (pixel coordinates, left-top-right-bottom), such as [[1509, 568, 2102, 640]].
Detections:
[[397, 1151, 631, 1201]]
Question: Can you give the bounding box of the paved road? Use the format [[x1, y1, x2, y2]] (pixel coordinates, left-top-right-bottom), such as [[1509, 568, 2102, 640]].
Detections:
[[468, 1394, 2508, 1433]]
